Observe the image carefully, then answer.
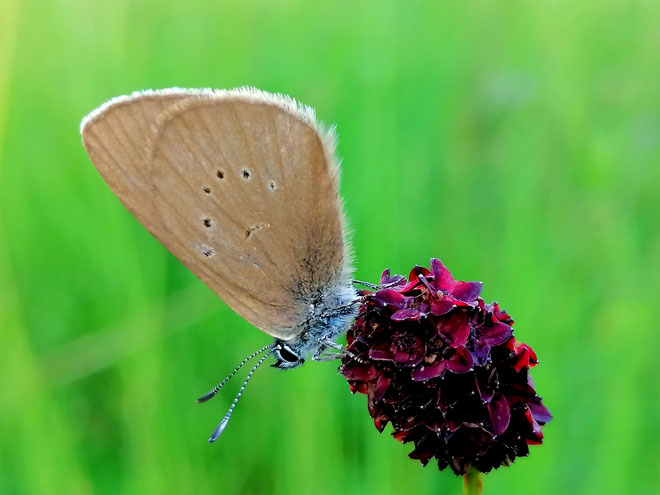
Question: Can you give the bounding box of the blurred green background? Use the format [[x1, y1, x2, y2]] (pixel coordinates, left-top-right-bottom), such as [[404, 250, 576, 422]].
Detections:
[[1, 0, 659, 494]]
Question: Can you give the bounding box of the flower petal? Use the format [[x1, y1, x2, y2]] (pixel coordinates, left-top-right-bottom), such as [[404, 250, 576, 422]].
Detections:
[[412, 360, 447, 381], [468, 340, 491, 367], [474, 368, 496, 403], [371, 374, 392, 402], [430, 258, 455, 290], [391, 308, 423, 321], [510, 342, 536, 371], [517, 343, 538, 365], [368, 342, 395, 361], [447, 425, 493, 458], [409, 265, 431, 281], [487, 394, 511, 435], [480, 318, 513, 346], [524, 408, 544, 445], [379, 268, 392, 285], [380, 269, 406, 287], [373, 413, 389, 433], [430, 298, 455, 316], [528, 398, 553, 424], [390, 336, 426, 366], [374, 289, 407, 308], [451, 281, 483, 302], [341, 363, 380, 381], [400, 266, 432, 292], [492, 301, 514, 324], [437, 311, 471, 348], [446, 346, 474, 373], [408, 433, 436, 466]]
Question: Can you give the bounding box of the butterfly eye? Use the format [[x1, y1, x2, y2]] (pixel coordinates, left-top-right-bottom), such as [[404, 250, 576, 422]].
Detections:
[[278, 345, 300, 363]]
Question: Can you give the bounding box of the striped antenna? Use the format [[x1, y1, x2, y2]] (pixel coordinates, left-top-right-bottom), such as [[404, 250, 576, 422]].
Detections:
[[196, 343, 273, 404], [208, 348, 276, 443]]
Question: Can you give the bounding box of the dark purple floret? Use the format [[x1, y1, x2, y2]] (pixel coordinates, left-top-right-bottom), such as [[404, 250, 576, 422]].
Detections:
[[340, 258, 552, 475]]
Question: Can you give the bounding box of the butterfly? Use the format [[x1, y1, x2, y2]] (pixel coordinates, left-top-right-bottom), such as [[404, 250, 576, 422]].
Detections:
[[80, 88, 372, 441]]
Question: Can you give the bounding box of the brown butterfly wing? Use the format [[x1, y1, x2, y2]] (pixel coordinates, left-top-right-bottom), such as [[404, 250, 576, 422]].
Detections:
[[80, 91, 195, 232], [81, 89, 349, 340]]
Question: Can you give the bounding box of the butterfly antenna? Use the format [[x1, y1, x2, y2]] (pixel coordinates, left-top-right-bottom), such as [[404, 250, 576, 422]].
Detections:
[[196, 343, 274, 404], [207, 348, 276, 443]]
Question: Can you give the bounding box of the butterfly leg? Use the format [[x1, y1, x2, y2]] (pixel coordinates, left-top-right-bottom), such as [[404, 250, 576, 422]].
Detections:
[[352, 279, 404, 290], [324, 298, 362, 318], [311, 352, 343, 362], [312, 339, 343, 362], [316, 338, 367, 364], [352, 279, 381, 290], [319, 338, 345, 352]]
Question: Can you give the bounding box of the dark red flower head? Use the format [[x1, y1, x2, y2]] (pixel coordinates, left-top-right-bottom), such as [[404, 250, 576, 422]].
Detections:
[[340, 259, 552, 475]]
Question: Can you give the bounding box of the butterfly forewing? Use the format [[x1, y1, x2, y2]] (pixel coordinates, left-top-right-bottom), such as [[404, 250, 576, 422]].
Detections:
[[80, 91, 195, 232], [81, 88, 348, 340]]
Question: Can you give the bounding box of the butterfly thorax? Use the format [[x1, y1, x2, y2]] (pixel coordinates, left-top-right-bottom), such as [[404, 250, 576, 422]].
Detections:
[[272, 282, 359, 369]]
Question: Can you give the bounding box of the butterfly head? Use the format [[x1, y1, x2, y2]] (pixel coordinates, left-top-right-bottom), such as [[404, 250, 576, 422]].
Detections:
[[272, 342, 306, 369]]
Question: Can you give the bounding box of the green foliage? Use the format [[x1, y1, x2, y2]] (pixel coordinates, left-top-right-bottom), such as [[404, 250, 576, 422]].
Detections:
[[1, 0, 659, 493]]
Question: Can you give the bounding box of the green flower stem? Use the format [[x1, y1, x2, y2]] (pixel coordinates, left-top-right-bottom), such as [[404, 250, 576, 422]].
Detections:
[[463, 465, 482, 495]]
